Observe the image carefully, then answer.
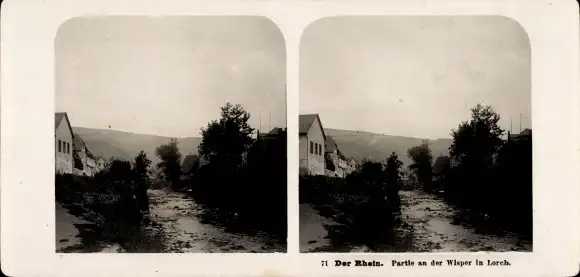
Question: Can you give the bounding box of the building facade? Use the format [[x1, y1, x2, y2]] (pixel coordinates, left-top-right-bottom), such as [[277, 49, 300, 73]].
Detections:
[[325, 135, 356, 178], [73, 133, 100, 177], [299, 114, 326, 175], [55, 112, 74, 174]]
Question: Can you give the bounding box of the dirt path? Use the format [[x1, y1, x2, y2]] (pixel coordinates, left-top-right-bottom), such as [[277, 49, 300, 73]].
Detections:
[[55, 202, 123, 253], [299, 203, 370, 253], [148, 188, 285, 253], [400, 190, 532, 252]]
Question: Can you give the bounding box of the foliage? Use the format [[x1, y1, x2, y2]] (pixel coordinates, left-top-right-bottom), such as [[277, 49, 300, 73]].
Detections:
[[182, 155, 201, 177], [55, 153, 156, 251], [133, 150, 152, 212], [184, 103, 286, 239], [155, 138, 183, 191], [198, 102, 255, 169], [432, 155, 451, 193], [134, 150, 152, 182], [443, 104, 531, 238], [385, 152, 404, 185], [241, 130, 287, 236], [489, 134, 532, 237], [445, 104, 505, 210], [407, 140, 434, 192], [449, 104, 504, 168], [300, 159, 402, 250], [384, 152, 404, 213]]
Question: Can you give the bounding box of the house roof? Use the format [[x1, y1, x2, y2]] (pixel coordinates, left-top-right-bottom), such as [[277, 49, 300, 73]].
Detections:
[[259, 127, 285, 139], [73, 135, 86, 151], [299, 114, 327, 141], [269, 127, 284, 135], [509, 128, 532, 140], [325, 135, 338, 152], [520, 128, 532, 136], [73, 134, 95, 158], [55, 112, 74, 137], [325, 135, 347, 159]]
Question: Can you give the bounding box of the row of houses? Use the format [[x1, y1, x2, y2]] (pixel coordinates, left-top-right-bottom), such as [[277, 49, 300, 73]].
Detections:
[[299, 114, 357, 177], [55, 112, 107, 176]]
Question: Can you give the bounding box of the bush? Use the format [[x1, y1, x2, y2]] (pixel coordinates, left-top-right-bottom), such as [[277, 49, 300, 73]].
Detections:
[[299, 160, 402, 250], [56, 153, 155, 250]]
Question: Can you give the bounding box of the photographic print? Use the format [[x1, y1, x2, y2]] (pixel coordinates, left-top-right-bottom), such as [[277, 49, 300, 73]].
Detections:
[[54, 16, 287, 253], [299, 16, 532, 253]]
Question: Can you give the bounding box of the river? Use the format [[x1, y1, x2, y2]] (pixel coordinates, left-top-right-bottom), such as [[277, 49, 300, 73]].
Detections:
[[299, 189, 532, 252], [56, 188, 285, 253], [147, 188, 285, 253]]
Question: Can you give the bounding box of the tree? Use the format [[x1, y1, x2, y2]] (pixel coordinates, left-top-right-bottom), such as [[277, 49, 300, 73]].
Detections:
[[433, 155, 451, 192], [384, 152, 404, 213], [155, 138, 182, 190], [407, 140, 434, 192], [107, 158, 142, 224], [357, 160, 385, 191], [385, 152, 404, 186], [198, 102, 255, 170], [446, 104, 505, 215], [108, 159, 133, 184], [244, 129, 288, 236], [134, 150, 152, 182], [449, 104, 504, 168], [133, 150, 152, 212]]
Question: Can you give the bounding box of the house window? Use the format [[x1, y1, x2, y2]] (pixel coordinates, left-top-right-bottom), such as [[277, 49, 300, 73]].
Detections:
[[58, 140, 62, 152], [67, 142, 70, 154], [315, 143, 318, 155], [310, 141, 314, 154], [319, 144, 322, 156]]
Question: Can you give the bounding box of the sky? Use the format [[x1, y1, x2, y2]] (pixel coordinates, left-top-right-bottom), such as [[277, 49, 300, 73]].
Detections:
[[300, 16, 531, 139], [55, 16, 286, 138]]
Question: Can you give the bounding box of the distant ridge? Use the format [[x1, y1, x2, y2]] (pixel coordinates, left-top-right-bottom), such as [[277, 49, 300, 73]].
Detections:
[[71, 126, 453, 168], [72, 126, 202, 165], [325, 128, 453, 166]]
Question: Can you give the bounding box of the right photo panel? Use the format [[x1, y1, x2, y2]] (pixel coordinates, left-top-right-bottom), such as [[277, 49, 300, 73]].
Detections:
[[298, 16, 532, 253]]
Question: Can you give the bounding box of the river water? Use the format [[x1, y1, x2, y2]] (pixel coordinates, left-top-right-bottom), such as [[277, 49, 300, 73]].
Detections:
[[148, 189, 285, 253], [299, 189, 532, 252]]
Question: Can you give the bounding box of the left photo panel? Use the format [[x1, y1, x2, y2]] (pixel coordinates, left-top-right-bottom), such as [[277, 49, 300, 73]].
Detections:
[[54, 16, 287, 253]]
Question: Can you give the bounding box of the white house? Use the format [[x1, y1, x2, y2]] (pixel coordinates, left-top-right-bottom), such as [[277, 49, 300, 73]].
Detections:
[[299, 114, 326, 175], [55, 112, 74, 174]]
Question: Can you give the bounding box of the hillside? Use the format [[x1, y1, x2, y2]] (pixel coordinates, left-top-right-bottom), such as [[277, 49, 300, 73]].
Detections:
[[325, 129, 453, 167], [72, 127, 453, 169], [72, 127, 202, 165]]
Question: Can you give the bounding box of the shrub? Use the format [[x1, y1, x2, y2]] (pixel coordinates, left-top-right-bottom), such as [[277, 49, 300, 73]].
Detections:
[[299, 160, 402, 250], [55, 153, 154, 250]]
